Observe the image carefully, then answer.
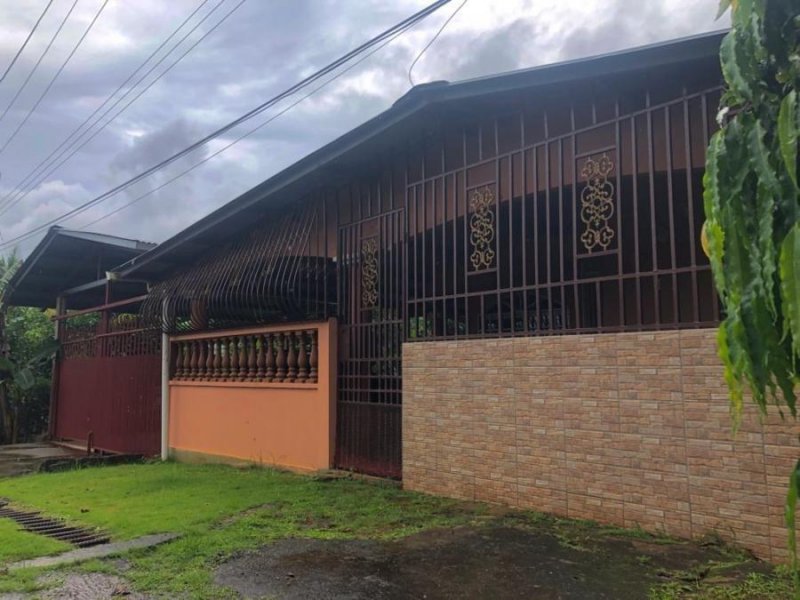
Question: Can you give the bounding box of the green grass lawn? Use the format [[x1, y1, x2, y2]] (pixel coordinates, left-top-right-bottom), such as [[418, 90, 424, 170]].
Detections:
[[0, 519, 70, 564], [0, 462, 486, 596], [0, 462, 793, 599]]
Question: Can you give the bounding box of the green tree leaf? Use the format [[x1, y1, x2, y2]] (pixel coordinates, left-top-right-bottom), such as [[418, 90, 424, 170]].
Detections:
[[13, 367, 35, 392], [779, 91, 799, 188], [781, 223, 800, 361], [787, 459, 800, 592]]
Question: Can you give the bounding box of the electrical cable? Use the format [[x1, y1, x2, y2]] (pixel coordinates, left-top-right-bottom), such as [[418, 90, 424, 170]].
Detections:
[[80, 18, 417, 229], [0, 0, 80, 128], [0, 0, 56, 84], [408, 0, 467, 86], [0, 0, 225, 215], [0, 0, 452, 249], [0, 0, 112, 155]]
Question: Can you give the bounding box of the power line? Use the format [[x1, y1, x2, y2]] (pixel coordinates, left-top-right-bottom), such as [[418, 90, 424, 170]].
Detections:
[[0, 0, 224, 215], [0, 0, 237, 217], [408, 0, 467, 86], [0, 0, 56, 84], [80, 17, 416, 229], [0, 0, 80, 129], [0, 0, 452, 250], [0, 0, 111, 155]]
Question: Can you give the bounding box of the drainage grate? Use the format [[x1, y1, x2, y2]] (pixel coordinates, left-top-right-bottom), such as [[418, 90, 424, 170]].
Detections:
[[0, 499, 110, 548]]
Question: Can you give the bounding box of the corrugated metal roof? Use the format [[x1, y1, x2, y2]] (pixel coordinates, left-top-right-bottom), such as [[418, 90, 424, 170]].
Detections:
[[3, 226, 155, 309]]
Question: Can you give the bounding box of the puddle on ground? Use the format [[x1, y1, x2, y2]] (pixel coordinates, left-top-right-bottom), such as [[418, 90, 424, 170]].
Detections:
[[215, 525, 744, 599]]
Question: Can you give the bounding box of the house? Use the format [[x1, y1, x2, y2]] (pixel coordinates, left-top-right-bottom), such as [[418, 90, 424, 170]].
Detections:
[[3, 226, 160, 455], [109, 31, 796, 561]]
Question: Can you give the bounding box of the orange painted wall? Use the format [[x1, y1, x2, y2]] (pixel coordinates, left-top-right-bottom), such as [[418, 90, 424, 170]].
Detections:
[[168, 319, 336, 472]]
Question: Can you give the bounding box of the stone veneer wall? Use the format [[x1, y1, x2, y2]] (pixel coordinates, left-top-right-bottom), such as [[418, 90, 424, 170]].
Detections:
[[403, 329, 798, 562]]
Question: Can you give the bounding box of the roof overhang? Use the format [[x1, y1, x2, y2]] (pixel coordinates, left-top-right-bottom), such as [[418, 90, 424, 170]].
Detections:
[[3, 226, 155, 309]]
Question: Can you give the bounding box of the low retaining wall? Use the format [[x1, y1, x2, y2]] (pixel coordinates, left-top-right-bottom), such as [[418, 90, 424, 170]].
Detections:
[[403, 329, 799, 562], [168, 320, 336, 472]]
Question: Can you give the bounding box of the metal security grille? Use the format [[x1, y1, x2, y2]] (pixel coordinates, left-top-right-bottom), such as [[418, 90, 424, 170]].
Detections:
[[336, 210, 404, 478], [405, 85, 722, 339]]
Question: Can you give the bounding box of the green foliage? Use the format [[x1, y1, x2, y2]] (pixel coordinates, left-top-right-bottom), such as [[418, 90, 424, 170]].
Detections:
[[706, 0, 799, 419], [0, 252, 55, 443], [707, 0, 800, 588], [0, 463, 488, 596]]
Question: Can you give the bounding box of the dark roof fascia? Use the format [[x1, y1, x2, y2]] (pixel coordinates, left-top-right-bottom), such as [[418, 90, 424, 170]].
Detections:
[[55, 228, 156, 251], [117, 30, 727, 280], [3, 227, 61, 306], [3, 226, 156, 308]]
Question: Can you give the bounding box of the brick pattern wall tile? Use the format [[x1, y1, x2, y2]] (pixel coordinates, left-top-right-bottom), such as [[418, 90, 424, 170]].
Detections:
[[402, 328, 800, 563]]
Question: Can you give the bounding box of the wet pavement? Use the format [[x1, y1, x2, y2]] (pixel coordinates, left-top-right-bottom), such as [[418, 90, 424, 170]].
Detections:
[[215, 525, 751, 600], [0, 443, 82, 478]]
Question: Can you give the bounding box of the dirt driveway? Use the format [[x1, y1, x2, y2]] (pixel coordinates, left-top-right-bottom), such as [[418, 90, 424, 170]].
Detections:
[[215, 524, 773, 599]]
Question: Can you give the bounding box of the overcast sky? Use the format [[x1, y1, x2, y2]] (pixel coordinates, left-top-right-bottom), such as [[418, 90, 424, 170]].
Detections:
[[0, 0, 726, 257]]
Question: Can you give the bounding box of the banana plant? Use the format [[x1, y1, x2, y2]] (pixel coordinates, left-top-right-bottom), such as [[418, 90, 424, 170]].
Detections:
[[0, 337, 59, 444]]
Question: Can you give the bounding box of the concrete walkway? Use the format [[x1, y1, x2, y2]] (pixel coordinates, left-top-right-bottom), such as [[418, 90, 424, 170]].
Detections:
[[8, 533, 179, 570], [0, 443, 83, 478]]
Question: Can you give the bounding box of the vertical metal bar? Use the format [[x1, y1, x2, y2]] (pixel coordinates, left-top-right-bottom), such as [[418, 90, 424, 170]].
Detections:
[[533, 144, 541, 333], [631, 115, 642, 326], [495, 156, 501, 335], [47, 295, 66, 438], [494, 116, 500, 156], [558, 137, 565, 332], [568, 105, 577, 333], [478, 122, 483, 161], [480, 294, 485, 335], [324, 191, 330, 318], [404, 155, 410, 340], [431, 179, 436, 336], [595, 280, 602, 330], [160, 300, 170, 461], [508, 153, 515, 332], [521, 113, 529, 333], [682, 93, 700, 324], [442, 175, 448, 334], [646, 91, 660, 325], [452, 172, 458, 338], [421, 160, 427, 335], [462, 141, 468, 333], [571, 128, 579, 332], [615, 99, 624, 328], [544, 111, 553, 333], [413, 185, 419, 336], [665, 106, 678, 324]]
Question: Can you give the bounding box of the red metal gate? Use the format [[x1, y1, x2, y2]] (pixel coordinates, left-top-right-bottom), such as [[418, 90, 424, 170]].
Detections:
[[336, 210, 404, 478], [54, 303, 161, 455]]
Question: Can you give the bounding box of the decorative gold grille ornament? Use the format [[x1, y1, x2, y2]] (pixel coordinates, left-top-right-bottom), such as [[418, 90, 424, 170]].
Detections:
[[469, 186, 496, 270], [361, 237, 379, 308], [579, 153, 616, 252]]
